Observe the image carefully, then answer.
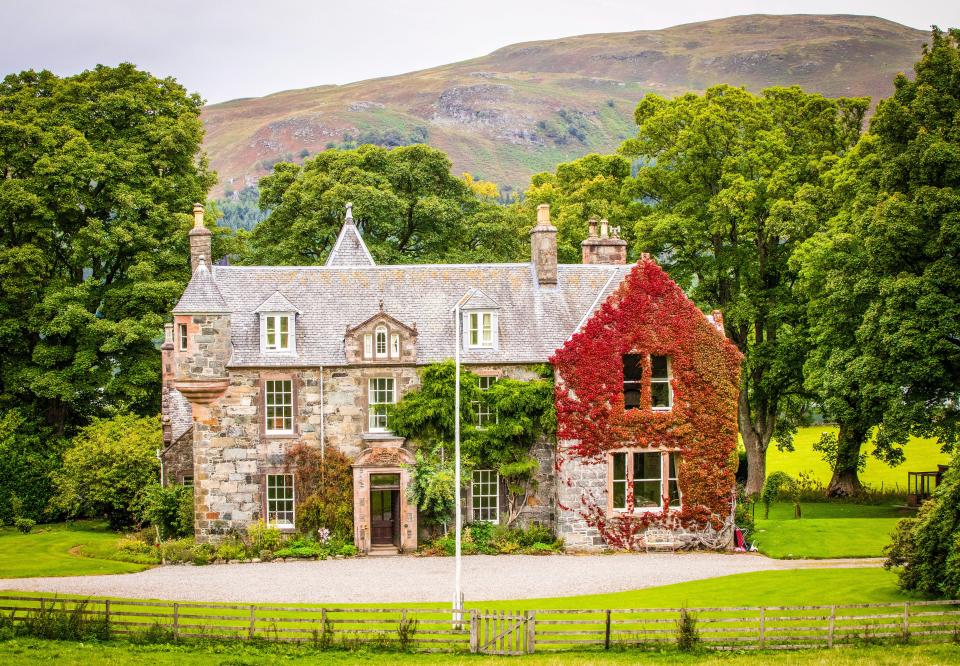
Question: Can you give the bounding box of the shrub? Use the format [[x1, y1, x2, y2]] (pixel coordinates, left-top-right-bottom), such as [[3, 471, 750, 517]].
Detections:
[[0, 410, 65, 524], [50, 415, 161, 529], [886, 454, 960, 597], [338, 543, 358, 557], [676, 608, 701, 652], [18, 599, 110, 641], [160, 538, 195, 564], [138, 483, 194, 540], [734, 485, 755, 534], [285, 444, 353, 539], [760, 471, 794, 519], [518, 524, 555, 547], [191, 543, 213, 565], [14, 517, 35, 534], [215, 540, 248, 561], [247, 520, 282, 552]]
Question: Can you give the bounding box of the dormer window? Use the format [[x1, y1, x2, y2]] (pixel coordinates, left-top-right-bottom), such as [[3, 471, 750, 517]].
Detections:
[[261, 313, 295, 354], [467, 311, 497, 349]]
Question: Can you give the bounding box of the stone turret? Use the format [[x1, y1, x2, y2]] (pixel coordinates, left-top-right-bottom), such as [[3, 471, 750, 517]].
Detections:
[[189, 203, 212, 273], [581, 217, 627, 265], [530, 203, 558, 286]]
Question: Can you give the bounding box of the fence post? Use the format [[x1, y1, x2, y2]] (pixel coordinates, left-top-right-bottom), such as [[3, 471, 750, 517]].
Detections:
[[249, 605, 256, 640], [173, 602, 180, 639], [469, 609, 478, 653], [758, 607, 766, 649], [104, 598, 111, 630], [526, 610, 536, 654], [604, 609, 611, 650], [828, 605, 836, 648], [903, 602, 910, 641]]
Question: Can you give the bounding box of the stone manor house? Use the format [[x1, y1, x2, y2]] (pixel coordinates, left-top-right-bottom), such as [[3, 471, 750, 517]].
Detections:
[[161, 202, 741, 553]]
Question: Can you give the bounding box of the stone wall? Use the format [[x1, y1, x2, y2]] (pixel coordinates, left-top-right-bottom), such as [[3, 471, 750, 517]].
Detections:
[[174, 314, 231, 379], [556, 439, 607, 550], [161, 426, 194, 485]]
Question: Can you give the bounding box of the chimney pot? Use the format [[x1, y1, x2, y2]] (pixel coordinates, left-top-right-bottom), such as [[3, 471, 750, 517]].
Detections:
[[582, 217, 627, 265], [536, 203, 551, 226], [530, 203, 558, 286], [600, 219, 609, 239], [587, 218, 599, 239]]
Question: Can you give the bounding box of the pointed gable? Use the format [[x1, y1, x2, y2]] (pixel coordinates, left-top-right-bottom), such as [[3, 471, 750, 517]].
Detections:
[[326, 202, 375, 267], [173, 262, 228, 314], [254, 290, 301, 314], [459, 287, 500, 311]]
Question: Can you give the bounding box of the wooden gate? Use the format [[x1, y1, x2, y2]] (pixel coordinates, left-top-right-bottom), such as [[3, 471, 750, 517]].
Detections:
[[470, 610, 535, 654]]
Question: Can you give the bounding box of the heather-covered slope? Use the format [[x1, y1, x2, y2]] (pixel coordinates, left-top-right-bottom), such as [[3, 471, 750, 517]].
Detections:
[[203, 14, 927, 195]]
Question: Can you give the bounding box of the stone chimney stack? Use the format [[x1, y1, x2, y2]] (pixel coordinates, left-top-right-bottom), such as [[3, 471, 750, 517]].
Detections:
[[530, 203, 558, 286], [581, 217, 627, 265], [189, 203, 212, 273]]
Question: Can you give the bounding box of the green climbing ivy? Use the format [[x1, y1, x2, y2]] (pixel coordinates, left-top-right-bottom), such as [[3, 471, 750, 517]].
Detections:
[[390, 361, 555, 526]]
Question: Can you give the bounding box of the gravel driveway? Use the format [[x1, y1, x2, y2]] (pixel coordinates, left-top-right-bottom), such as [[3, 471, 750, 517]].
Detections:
[[0, 554, 880, 604]]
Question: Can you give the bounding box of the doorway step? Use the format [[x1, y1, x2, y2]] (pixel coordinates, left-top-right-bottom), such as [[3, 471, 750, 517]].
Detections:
[[367, 545, 400, 557]]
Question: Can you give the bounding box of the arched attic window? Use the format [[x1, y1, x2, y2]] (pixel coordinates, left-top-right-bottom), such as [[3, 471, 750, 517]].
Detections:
[[375, 325, 388, 358]]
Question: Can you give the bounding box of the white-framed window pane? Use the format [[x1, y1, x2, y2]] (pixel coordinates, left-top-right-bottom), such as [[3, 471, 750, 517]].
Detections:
[[481, 313, 492, 345], [469, 313, 479, 346], [266, 473, 295, 526], [265, 379, 293, 433], [363, 334, 373, 358], [368, 377, 395, 431], [390, 333, 400, 357], [279, 316, 289, 349], [611, 452, 627, 509], [471, 469, 499, 522], [375, 327, 387, 357], [266, 316, 276, 349], [651, 355, 671, 409], [632, 452, 662, 507], [475, 376, 497, 427], [668, 452, 681, 508], [178, 323, 188, 351]]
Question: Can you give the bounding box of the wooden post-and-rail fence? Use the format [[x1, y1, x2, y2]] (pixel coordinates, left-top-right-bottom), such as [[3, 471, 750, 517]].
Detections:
[[1, 595, 959, 655]]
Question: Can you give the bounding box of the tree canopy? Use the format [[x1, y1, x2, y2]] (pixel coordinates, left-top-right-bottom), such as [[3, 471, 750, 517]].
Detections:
[[793, 27, 960, 494], [622, 84, 868, 493], [0, 63, 215, 434], [244, 144, 528, 265]]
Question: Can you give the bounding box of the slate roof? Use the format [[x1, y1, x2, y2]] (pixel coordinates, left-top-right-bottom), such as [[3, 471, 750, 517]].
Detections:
[[172, 262, 229, 313], [325, 220, 375, 267], [254, 290, 302, 314], [179, 262, 629, 367]]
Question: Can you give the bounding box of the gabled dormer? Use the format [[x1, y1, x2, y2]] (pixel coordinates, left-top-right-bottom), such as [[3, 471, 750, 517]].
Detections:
[[255, 291, 301, 355], [345, 303, 417, 364], [326, 202, 375, 267], [459, 288, 500, 351]]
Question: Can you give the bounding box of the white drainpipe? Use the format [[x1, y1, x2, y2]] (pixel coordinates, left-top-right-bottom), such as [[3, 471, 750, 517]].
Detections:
[[319, 365, 325, 460]]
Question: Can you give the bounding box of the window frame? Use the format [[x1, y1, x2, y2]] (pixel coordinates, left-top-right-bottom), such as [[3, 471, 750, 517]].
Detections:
[[374, 325, 388, 359], [265, 473, 296, 528], [177, 323, 188, 351], [471, 469, 499, 522], [465, 310, 497, 350], [390, 332, 401, 358], [608, 449, 681, 513], [260, 312, 295, 354], [367, 376, 396, 433], [650, 355, 673, 411], [622, 354, 643, 410], [263, 378, 295, 436], [474, 375, 498, 428]]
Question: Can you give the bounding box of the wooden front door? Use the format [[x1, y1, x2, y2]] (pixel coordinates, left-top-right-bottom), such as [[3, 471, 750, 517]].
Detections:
[[370, 473, 400, 546]]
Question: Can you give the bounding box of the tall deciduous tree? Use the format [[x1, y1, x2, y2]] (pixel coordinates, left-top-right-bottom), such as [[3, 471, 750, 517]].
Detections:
[[0, 64, 215, 434], [624, 85, 868, 494], [245, 144, 527, 265], [794, 28, 960, 494]]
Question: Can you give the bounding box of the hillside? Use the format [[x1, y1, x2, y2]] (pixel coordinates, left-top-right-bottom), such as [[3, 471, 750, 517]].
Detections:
[[202, 14, 927, 197]]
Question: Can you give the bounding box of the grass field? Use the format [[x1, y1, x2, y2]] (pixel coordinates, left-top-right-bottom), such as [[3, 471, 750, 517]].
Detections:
[[0, 523, 151, 579], [766, 427, 950, 490], [2, 638, 959, 665], [750, 502, 913, 559]]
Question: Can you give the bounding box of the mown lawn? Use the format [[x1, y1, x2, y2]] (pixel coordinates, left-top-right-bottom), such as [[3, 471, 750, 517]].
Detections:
[[766, 426, 950, 490], [750, 502, 914, 559], [1, 638, 959, 665], [0, 522, 152, 578]]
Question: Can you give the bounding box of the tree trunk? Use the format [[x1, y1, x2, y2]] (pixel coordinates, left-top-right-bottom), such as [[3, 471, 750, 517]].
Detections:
[[739, 389, 774, 495], [827, 423, 865, 497]]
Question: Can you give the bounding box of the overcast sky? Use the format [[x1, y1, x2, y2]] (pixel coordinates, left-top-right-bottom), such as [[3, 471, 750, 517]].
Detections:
[[2, 1, 957, 104]]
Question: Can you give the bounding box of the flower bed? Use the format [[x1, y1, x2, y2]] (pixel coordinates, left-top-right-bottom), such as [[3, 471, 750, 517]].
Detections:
[[418, 522, 563, 556]]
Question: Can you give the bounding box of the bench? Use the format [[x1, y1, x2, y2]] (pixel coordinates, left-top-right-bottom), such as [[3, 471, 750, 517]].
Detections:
[[644, 527, 679, 553]]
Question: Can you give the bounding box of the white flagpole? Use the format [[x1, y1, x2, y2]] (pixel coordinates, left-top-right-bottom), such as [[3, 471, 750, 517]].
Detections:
[[454, 299, 463, 623]]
